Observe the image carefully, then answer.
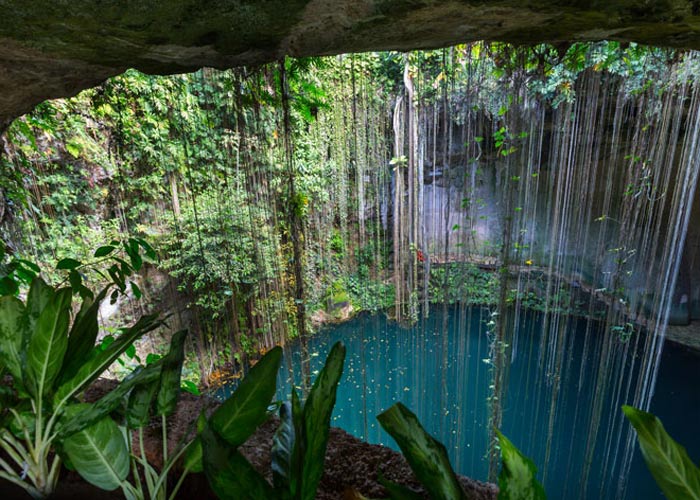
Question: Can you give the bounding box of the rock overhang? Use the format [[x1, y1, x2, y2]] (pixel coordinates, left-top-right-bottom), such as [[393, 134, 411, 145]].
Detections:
[[3, 0, 700, 128]]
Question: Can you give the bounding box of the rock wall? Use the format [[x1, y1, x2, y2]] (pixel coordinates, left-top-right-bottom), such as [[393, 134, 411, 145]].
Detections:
[[4, 0, 700, 127]]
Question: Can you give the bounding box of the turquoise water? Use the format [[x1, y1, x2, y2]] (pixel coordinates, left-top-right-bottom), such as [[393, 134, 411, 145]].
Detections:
[[218, 307, 700, 499]]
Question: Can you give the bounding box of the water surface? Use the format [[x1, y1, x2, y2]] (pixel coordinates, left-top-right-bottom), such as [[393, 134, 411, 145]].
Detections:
[[219, 307, 700, 499]]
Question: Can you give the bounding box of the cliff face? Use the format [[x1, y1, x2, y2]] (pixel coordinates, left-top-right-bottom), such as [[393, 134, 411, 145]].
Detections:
[[3, 0, 700, 127]]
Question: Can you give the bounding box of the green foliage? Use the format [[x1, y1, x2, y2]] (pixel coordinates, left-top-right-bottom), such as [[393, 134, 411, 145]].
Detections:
[[377, 403, 467, 500], [622, 405, 700, 500], [429, 264, 499, 306], [1, 40, 683, 386], [209, 347, 282, 447], [62, 414, 130, 491], [292, 341, 346, 500], [0, 241, 40, 295], [496, 430, 547, 500], [0, 277, 163, 498], [200, 342, 345, 500], [202, 426, 276, 500], [378, 402, 547, 500], [68, 330, 195, 500], [201, 347, 283, 499]]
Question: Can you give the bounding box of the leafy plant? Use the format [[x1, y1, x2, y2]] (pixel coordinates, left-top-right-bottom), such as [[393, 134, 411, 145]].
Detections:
[[377, 403, 467, 500], [200, 346, 283, 499], [271, 341, 346, 500], [496, 430, 546, 500], [0, 277, 162, 498], [377, 403, 545, 500], [62, 330, 195, 500], [200, 341, 346, 500], [622, 405, 700, 500], [0, 240, 40, 296]]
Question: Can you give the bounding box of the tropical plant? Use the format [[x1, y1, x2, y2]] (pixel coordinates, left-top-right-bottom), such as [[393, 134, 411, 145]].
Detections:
[[200, 341, 346, 500], [61, 329, 195, 500], [377, 402, 545, 500], [377, 403, 468, 500], [270, 341, 346, 500], [199, 346, 283, 499], [0, 277, 163, 498], [495, 430, 547, 500], [622, 405, 700, 500]]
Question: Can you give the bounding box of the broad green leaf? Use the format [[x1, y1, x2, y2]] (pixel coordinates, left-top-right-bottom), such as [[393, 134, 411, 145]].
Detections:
[[496, 430, 546, 500], [271, 401, 295, 490], [27, 288, 71, 398], [25, 277, 54, 340], [156, 329, 187, 416], [210, 346, 282, 447], [201, 425, 275, 500], [93, 245, 115, 258], [377, 471, 423, 500], [8, 409, 36, 441], [16, 259, 40, 274], [0, 296, 26, 380], [126, 381, 158, 429], [130, 281, 142, 299], [68, 270, 82, 290], [184, 436, 203, 473], [56, 258, 81, 270], [135, 238, 157, 260], [184, 411, 207, 474], [125, 240, 143, 271], [60, 287, 109, 383], [107, 264, 125, 291], [57, 363, 161, 438], [54, 313, 162, 408], [300, 341, 346, 500], [0, 276, 18, 296], [290, 388, 304, 496], [377, 403, 467, 500], [62, 413, 129, 491], [181, 380, 200, 395], [622, 405, 700, 500]]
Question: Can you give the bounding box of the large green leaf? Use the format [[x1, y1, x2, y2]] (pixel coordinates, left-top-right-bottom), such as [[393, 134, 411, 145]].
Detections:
[[184, 411, 207, 474], [210, 346, 282, 447], [27, 287, 71, 398], [57, 363, 162, 439], [21, 278, 54, 386], [201, 425, 276, 500], [126, 381, 158, 429], [271, 401, 296, 490], [59, 287, 109, 382], [0, 296, 26, 381], [62, 413, 129, 491], [25, 277, 54, 334], [496, 430, 546, 500], [299, 341, 346, 500], [54, 313, 162, 408], [377, 403, 467, 500], [156, 329, 187, 416], [622, 405, 700, 500]]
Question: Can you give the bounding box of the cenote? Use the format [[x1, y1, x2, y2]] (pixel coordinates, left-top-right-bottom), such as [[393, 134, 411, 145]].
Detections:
[[5, 30, 700, 499], [219, 307, 700, 499]]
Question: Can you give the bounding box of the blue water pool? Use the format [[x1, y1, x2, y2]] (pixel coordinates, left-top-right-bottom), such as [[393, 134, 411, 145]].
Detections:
[[218, 307, 700, 499]]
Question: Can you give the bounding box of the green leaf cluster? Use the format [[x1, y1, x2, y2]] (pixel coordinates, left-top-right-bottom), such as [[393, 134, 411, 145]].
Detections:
[[0, 277, 163, 498]]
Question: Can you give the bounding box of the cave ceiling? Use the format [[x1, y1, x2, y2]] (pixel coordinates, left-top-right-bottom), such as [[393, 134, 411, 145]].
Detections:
[[3, 0, 700, 128]]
